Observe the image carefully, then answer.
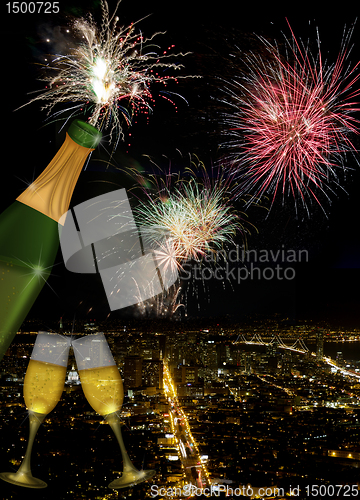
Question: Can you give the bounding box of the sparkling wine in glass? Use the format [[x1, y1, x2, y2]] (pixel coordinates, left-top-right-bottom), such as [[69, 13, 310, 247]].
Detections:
[[72, 332, 156, 489], [0, 331, 70, 488]]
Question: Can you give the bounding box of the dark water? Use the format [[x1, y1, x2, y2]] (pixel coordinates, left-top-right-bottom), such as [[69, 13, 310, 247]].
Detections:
[[239, 341, 360, 363], [314, 342, 360, 362]]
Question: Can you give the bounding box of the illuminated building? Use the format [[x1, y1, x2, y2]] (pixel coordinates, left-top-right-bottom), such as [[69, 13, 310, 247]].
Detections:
[[143, 359, 164, 389], [336, 351, 344, 367], [216, 343, 231, 367], [181, 366, 198, 384], [124, 355, 143, 389], [66, 365, 80, 385], [177, 383, 204, 398], [200, 342, 218, 381], [316, 329, 324, 359]]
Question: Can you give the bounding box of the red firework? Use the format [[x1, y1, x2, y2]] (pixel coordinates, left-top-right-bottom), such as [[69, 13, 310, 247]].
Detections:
[[222, 21, 360, 211]]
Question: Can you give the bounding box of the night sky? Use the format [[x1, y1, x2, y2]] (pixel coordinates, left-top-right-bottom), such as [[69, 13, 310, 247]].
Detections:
[[2, 1, 360, 327]]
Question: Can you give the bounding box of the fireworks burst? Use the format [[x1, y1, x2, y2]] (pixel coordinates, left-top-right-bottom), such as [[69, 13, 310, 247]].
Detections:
[[136, 282, 184, 319], [133, 159, 251, 272], [220, 21, 360, 212], [24, 0, 191, 144]]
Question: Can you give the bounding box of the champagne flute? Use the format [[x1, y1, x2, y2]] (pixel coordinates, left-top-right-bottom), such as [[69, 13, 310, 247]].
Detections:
[[0, 331, 71, 488], [72, 333, 156, 489]]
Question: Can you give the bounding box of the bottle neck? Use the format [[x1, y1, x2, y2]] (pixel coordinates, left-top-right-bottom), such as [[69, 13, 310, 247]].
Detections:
[[16, 133, 94, 223]]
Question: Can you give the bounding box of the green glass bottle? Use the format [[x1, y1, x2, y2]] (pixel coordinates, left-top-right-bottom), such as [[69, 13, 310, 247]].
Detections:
[[0, 120, 102, 361]]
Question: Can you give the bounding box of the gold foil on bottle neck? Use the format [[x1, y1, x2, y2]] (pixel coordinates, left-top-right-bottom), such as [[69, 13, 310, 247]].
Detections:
[[16, 133, 94, 223]]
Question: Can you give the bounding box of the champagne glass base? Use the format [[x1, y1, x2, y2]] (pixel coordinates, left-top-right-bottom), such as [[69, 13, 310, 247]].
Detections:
[[0, 471, 47, 489], [109, 469, 156, 489]]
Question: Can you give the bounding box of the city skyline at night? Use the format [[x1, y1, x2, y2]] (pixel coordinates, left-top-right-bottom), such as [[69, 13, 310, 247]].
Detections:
[[2, 1, 360, 499], [2, 319, 360, 498]]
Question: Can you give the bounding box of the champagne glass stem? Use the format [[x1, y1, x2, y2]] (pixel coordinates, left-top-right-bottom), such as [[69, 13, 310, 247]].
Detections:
[[0, 411, 47, 488], [105, 412, 138, 474], [17, 411, 45, 475]]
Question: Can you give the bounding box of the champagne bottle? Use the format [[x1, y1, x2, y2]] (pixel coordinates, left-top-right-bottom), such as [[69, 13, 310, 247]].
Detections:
[[0, 120, 102, 361]]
